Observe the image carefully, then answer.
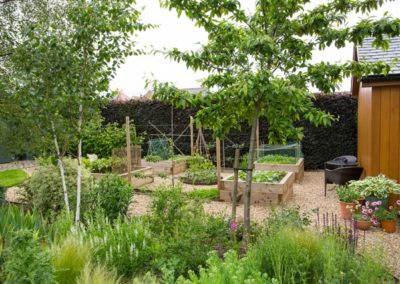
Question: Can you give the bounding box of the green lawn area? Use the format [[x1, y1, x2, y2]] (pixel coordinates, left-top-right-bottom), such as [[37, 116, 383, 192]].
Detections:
[[0, 169, 28, 187]]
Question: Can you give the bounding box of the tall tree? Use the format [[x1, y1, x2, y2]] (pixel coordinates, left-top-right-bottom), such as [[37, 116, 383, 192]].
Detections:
[[1, 0, 150, 221], [152, 0, 400, 233]]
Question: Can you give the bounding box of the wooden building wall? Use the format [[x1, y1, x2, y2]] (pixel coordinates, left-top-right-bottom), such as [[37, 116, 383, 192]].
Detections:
[[358, 83, 400, 181]]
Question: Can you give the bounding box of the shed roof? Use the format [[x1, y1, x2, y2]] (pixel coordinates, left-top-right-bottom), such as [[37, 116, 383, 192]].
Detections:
[[358, 37, 400, 75]]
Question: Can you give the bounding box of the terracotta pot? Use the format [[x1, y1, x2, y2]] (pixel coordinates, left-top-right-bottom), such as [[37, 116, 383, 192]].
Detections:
[[352, 220, 372, 231], [388, 193, 400, 210], [381, 220, 397, 233], [338, 201, 356, 220]]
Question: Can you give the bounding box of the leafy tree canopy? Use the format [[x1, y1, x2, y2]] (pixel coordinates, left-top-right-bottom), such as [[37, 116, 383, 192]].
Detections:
[[152, 0, 400, 144]]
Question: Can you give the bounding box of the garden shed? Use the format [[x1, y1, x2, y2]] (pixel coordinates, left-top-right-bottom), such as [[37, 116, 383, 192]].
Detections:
[[353, 37, 400, 181]]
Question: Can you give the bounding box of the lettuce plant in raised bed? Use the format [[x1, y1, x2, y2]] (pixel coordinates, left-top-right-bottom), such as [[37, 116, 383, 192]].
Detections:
[[229, 170, 287, 183], [181, 156, 217, 185], [256, 154, 297, 164]]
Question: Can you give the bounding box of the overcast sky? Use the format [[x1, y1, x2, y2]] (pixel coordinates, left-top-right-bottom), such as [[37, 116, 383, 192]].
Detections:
[[110, 0, 400, 97]]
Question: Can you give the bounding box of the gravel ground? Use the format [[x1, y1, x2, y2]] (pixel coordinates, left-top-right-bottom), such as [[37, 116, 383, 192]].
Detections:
[[128, 170, 400, 278]]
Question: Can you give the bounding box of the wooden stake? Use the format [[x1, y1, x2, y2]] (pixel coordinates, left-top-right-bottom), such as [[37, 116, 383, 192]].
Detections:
[[232, 148, 240, 221], [216, 137, 222, 190], [126, 116, 132, 184], [190, 116, 194, 155]]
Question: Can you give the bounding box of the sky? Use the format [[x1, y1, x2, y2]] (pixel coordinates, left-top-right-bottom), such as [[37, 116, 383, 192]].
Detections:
[[110, 0, 400, 97]]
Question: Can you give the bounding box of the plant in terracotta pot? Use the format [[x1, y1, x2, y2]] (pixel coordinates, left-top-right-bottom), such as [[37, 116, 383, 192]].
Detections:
[[374, 206, 398, 234], [352, 213, 372, 231], [336, 186, 360, 220], [351, 202, 376, 230], [388, 188, 400, 212], [347, 174, 399, 207]]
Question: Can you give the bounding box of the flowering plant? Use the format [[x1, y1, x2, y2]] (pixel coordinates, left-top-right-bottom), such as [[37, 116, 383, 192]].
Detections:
[[352, 201, 376, 224], [373, 206, 398, 221]]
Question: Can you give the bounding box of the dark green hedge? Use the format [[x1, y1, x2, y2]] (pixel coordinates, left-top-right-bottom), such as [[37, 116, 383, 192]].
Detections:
[[102, 93, 357, 169]]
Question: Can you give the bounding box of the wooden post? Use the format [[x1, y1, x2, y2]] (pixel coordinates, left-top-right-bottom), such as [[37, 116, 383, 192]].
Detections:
[[126, 116, 132, 184], [190, 116, 194, 155], [256, 119, 260, 158], [232, 149, 240, 221], [216, 138, 222, 190]]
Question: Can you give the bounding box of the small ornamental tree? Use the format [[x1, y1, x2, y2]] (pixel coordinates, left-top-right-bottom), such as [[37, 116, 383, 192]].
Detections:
[[1, 0, 151, 222], [152, 0, 400, 233]]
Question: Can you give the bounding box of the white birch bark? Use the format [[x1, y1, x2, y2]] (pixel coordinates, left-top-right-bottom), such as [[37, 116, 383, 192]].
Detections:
[[51, 120, 70, 213]]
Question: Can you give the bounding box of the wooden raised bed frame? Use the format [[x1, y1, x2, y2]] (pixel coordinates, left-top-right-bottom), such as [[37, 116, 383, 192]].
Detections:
[[91, 166, 154, 188], [219, 172, 295, 205], [142, 159, 187, 175], [254, 158, 304, 182]]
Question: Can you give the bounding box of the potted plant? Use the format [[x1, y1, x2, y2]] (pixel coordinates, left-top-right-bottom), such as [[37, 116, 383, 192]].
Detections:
[[388, 188, 400, 211], [336, 186, 361, 220], [347, 175, 399, 207], [352, 213, 372, 231], [374, 206, 398, 233], [351, 202, 375, 230]]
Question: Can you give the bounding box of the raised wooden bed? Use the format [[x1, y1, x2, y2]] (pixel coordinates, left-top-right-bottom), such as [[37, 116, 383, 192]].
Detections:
[[254, 158, 304, 182], [91, 166, 154, 188], [142, 159, 187, 175], [219, 172, 295, 205]]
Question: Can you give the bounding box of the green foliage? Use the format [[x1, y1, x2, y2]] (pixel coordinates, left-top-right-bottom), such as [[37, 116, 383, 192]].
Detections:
[[77, 263, 121, 284], [22, 158, 92, 217], [256, 155, 297, 164], [266, 207, 311, 231], [373, 207, 398, 221], [84, 157, 112, 173], [145, 155, 163, 163], [91, 175, 133, 221], [149, 186, 231, 278], [51, 235, 91, 284], [336, 186, 361, 203], [229, 170, 286, 183], [181, 169, 218, 185], [0, 185, 5, 204], [0, 169, 28, 188], [177, 250, 272, 284], [2, 229, 54, 284], [247, 226, 392, 284], [182, 155, 218, 185], [0, 206, 47, 246], [346, 174, 400, 199], [81, 116, 144, 159], [82, 216, 155, 278], [186, 188, 219, 201]]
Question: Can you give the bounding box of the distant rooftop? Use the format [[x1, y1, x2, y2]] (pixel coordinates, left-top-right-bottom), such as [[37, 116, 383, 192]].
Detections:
[[358, 37, 400, 75]]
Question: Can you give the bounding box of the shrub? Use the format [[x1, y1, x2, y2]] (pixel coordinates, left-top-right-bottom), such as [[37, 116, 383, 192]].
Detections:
[[91, 175, 133, 220], [247, 226, 393, 283], [2, 229, 54, 284], [84, 157, 112, 173], [177, 250, 271, 284], [149, 186, 232, 278], [21, 158, 92, 218], [80, 115, 143, 158], [52, 235, 91, 284], [82, 216, 155, 278]]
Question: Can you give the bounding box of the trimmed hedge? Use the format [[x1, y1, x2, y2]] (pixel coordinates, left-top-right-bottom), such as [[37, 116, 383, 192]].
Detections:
[[102, 93, 357, 169]]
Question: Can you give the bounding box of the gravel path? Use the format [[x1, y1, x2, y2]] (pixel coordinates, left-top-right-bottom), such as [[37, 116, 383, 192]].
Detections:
[[128, 170, 400, 278]]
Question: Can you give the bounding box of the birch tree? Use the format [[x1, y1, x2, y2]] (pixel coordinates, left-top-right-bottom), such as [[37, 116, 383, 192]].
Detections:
[[152, 0, 400, 234]]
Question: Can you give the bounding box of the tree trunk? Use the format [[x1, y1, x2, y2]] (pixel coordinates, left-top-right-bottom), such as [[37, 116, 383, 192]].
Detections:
[[75, 103, 83, 223], [243, 104, 261, 235], [231, 148, 240, 221], [51, 121, 70, 213]]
